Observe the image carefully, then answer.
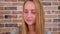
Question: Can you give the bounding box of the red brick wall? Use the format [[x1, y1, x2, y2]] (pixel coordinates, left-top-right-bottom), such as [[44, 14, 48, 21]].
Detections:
[[42, 0, 60, 34], [0, 0, 60, 34]]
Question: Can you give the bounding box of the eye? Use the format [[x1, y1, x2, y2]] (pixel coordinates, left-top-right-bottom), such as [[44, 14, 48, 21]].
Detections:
[[24, 9, 28, 13], [31, 10, 36, 14]]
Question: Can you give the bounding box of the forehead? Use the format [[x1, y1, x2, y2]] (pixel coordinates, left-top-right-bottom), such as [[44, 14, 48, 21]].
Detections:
[[24, 1, 35, 9]]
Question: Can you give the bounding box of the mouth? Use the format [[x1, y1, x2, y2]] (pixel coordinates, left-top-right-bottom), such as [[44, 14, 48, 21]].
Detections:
[[26, 19, 32, 22]]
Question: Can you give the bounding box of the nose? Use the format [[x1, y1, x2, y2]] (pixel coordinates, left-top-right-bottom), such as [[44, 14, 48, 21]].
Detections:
[[27, 11, 32, 18]]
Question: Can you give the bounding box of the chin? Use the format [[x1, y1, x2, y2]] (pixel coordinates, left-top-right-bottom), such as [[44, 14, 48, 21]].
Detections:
[[28, 23, 33, 25], [26, 22, 34, 25]]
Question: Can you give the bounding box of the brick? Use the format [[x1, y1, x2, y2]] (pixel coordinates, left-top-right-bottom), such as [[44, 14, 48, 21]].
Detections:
[[44, 0, 57, 1], [4, 7, 17, 10], [11, 15, 17, 18], [5, 24, 17, 27], [45, 24, 52, 28], [0, 3, 12, 6], [0, 7, 4, 10], [18, 0, 25, 1], [5, 32, 10, 34], [53, 19, 60, 22], [0, 19, 22, 23], [3, 20, 12, 22], [52, 28, 60, 31], [12, 20, 22, 22], [0, 20, 4, 23], [0, 3, 7, 6], [0, 28, 17, 32], [51, 11, 55, 14], [58, 23, 60, 26], [1, 32, 5, 34], [0, 4, 4, 6], [18, 15, 22, 18], [45, 19, 52, 22], [52, 2, 60, 5], [45, 15, 57, 18], [4, 3, 12, 6], [0, 15, 4, 19], [12, 11, 22, 14], [51, 32, 57, 34], [58, 15, 60, 18], [58, 0, 60, 1], [12, 3, 24, 6], [42, 2, 51, 6], [4, 15, 11, 19], [5, 0, 17, 2], [0, 32, 4, 34], [58, 32, 60, 34], [45, 24, 57, 28], [17, 6, 23, 11], [58, 6, 60, 10], [43, 6, 57, 11], [52, 11, 60, 14], [48, 28, 52, 31], [45, 28, 52, 31], [0, 11, 11, 14], [0, 24, 4, 27], [45, 11, 51, 14], [41, 0, 44, 1], [4, 15, 17, 19], [0, 0, 4, 2]]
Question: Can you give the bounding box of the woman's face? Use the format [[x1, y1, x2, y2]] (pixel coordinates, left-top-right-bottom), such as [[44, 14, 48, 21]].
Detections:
[[24, 1, 36, 25]]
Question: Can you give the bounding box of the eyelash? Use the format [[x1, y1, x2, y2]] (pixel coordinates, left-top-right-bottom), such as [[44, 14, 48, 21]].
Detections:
[[24, 9, 28, 13], [24, 10, 36, 14], [31, 11, 36, 14]]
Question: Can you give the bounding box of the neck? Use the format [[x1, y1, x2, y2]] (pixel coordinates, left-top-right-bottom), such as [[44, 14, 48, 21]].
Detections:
[[28, 24, 35, 32]]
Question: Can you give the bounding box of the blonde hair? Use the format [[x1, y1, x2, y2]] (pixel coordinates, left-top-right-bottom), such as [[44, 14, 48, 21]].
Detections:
[[21, 0, 45, 34]]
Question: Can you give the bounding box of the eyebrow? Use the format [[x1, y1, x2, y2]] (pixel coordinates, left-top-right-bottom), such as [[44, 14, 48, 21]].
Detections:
[[24, 9, 36, 10]]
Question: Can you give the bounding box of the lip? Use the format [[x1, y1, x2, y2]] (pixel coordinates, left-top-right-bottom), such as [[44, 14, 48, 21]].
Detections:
[[26, 19, 32, 22]]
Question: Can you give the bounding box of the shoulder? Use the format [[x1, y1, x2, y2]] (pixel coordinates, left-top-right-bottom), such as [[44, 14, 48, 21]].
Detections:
[[11, 28, 19, 34], [45, 29, 51, 34]]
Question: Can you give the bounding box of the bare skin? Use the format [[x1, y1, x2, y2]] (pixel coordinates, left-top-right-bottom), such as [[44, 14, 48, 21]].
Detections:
[[28, 25, 35, 34], [24, 1, 36, 34]]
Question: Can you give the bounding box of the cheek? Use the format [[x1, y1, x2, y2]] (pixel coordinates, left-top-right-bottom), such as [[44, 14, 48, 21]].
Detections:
[[24, 13, 28, 22], [24, 14, 27, 19], [32, 14, 36, 18], [33, 14, 36, 20], [31, 14, 36, 24]]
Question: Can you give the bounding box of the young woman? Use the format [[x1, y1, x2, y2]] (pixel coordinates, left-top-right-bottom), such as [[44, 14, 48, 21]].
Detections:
[[10, 0, 51, 34], [22, 0, 51, 34]]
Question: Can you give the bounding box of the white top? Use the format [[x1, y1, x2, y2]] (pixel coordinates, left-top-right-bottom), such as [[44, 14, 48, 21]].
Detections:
[[11, 28, 51, 34]]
